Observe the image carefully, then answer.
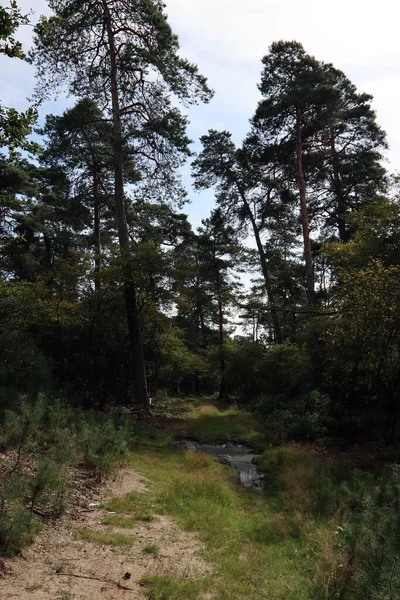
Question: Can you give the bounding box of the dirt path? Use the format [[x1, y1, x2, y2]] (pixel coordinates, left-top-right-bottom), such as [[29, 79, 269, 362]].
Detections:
[[1, 467, 211, 600]]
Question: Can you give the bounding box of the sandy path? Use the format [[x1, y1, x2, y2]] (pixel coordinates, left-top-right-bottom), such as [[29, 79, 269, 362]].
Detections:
[[0, 467, 211, 600]]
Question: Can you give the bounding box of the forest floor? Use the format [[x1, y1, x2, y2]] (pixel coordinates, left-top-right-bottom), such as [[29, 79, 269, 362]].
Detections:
[[1, 401, 334, 600], [1, 465, 211, 600]]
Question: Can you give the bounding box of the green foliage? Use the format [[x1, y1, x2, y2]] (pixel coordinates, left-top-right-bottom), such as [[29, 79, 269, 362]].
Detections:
[[0, 469, 38, 556], [313, 466, 400, 600], [0, 3, 39, 155], [0, 333, 53, 413], [0, 1, 27, 59], [78, 414, 131, 480], [0, 395, 136, 555]]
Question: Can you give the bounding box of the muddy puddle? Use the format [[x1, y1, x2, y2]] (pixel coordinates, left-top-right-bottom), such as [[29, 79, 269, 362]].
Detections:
[[173, 440, 265, 491]]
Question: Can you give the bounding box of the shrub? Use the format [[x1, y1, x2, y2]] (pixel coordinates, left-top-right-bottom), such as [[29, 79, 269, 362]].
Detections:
[[312, 465, 400, 599], [0, 394, 136, 555]]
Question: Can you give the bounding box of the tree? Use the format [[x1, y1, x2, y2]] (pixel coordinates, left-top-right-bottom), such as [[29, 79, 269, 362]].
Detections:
[[31, 0, 212, 411], [39, 99, 115, 295], [197, 208, 242, 399], [0, 2, 38, 154], [249, 41, 387, 309], [249, 41, 340, 307], [310, 66, 387, 241], [192, 130, 286, 343]]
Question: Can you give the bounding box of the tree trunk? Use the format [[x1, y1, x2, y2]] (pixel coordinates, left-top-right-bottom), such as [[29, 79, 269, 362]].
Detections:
[[330, 129, 350, 243], [215, 266, 226, 400], [239, 191, 283, 343], [103, 2, 150, 412], [296, 108, 315, 307], [93, 163, 101, 295]]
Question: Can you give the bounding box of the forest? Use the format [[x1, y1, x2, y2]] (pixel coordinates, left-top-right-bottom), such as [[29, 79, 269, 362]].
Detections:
[[1, 1, 400, 599]]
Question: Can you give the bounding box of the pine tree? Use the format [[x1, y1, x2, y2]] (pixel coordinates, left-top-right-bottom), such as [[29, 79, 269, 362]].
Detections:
[[0, 2, 38, 155], [31, 0, 212, 410], [248, 41, 340, 307], [39, 99, 115, 295], [197, 208, 242, 399], [192, 130, 286, 343]]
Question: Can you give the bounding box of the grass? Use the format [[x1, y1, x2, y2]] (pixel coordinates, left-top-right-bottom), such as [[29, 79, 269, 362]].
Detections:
[[141, 575, 202, 600], [103, 490, 153, 514], [171, 402, 267, 447], [25, 583, 43, 591], [140, 575, 202, 599], [102, 512, 153, 527], [74, 527, 134, 547], [98, 395, 335, 600], [143, 543, 160, 556], [126, 447, 324, 600]]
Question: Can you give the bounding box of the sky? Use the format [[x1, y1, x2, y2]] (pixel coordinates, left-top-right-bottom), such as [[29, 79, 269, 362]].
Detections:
[[1, 0, 400, 229]]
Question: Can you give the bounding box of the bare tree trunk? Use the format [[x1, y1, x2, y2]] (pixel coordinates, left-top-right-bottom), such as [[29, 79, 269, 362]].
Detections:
[[103, 2, 149, 412], [296, 108, 315, 307]]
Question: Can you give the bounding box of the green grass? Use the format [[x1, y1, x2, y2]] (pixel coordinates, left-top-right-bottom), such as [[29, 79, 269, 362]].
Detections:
[[111, 440, 328, 599], [103, 490, 153, 514], [102, 512, 153, 527], [71, 400, 342, 599], [74, 527, 135, 547], [101, 514, 137, 528], [172, 402, 266, 447], [25, 583, 43, 591], [140, 575, 202, 600], [143, 543, 160, 556]]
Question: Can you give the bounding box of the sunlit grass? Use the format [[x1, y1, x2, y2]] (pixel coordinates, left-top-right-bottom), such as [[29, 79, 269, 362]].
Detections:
[[155, 400, 268, 448], [140, 575, 203, 600], [88, 400, 339, 599], [120, 443, 325, 600], [74, 527, 135, 547]]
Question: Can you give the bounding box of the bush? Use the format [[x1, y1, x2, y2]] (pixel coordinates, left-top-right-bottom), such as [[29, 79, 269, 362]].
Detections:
[[78, 414, 131, 480], [311, 464, 400, 600], [0, 394, 137, 555]]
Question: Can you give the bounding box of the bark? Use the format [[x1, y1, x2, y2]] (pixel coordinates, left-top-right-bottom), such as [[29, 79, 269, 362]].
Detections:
[[103, 1, 150, 412], [215, 266, 226, 399], [91, 163, 104, 408], [296, 108, 315, 307], [239, 190, 283, 344], [93, 163, 101, 295]]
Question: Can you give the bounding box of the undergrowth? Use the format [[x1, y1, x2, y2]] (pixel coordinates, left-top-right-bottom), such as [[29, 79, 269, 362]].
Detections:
[[128, 402, 400, 600], [2, 396, 400, 600], [0, 394, 137, 555]]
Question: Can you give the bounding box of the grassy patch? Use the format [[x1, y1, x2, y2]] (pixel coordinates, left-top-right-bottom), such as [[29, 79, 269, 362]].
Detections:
[[124, 444, 321, 599], [25, 583, 43, 591], [102, 512, 153, 527], [141, 575, 202, 600], [102, 490, 154, 515], [173, 403, 266, 447], [101, 514, 137, 528], [74, 527, 134, 547], [143, 543, 160, 556], [137, 513, 154, 521]]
